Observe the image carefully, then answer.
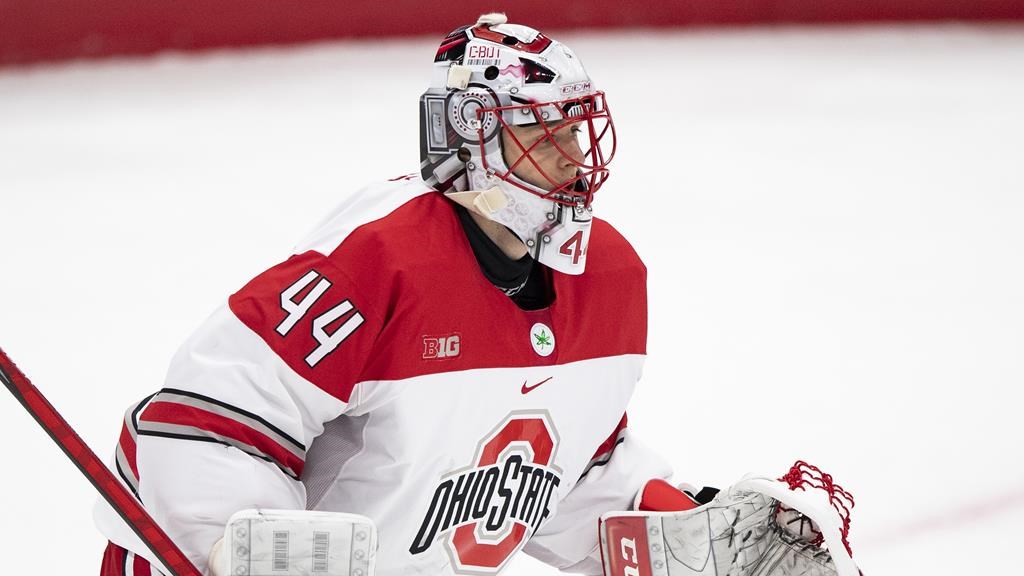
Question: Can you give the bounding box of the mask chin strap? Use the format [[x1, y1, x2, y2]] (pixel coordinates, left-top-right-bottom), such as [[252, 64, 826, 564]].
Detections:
[[444, 187, 509, 217]]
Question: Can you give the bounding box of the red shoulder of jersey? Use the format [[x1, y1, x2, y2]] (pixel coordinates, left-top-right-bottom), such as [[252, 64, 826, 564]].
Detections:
[[228, 250, 379, 403], [230, 184, 649, 394], [227, 180, 437, 402], [551, 216, 648, 362]]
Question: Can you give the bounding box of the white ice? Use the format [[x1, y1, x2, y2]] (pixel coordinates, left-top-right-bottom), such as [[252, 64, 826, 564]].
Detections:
[[1, 24, 1022, 575]]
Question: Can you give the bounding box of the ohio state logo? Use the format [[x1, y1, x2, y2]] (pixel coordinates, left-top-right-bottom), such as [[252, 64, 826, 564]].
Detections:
[[409, 412, 563, 574]]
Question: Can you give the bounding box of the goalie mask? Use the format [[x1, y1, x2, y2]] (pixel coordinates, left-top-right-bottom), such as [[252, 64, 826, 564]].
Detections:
[[419, 13, 616, 275]]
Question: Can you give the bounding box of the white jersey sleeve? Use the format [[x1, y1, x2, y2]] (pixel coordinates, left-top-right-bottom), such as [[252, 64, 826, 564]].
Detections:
[[522, 417, 674, 574], [95, 250, 380, 573], [94, 180, 430, 573]]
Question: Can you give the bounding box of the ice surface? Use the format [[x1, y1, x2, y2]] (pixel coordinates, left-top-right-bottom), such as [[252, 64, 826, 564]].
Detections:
[[1, 24, 1022, 575]]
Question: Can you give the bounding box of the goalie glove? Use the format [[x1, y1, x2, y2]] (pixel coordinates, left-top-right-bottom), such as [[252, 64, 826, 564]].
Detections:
[[208, 509, 377, 576], [599, 461, 861, 576]]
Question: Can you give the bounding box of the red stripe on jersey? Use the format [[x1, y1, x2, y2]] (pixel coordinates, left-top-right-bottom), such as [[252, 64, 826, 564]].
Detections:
[[132, 552, 155, 576], [591, 413, 627, 461], [141, 401, 305, 478], [118, 423, 139, 479], [99, 542, 127, 575]]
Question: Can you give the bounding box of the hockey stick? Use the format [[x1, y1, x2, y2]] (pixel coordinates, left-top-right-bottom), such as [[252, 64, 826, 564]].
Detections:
[[0, 347, 201, 576]]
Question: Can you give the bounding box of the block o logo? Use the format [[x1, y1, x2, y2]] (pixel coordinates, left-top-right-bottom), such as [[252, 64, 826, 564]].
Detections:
[[410, 412, 563, 574]]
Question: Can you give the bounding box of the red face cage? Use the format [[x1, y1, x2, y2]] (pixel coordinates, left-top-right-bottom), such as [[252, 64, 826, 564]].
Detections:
[[476, 91, 616, 208]]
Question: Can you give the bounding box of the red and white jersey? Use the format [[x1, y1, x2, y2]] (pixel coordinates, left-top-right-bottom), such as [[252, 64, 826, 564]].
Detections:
[[94, 175, 672, 576]]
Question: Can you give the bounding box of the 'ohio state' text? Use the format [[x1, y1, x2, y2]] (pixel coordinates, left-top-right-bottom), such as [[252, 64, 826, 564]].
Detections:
[[410, 454, 561, 554]]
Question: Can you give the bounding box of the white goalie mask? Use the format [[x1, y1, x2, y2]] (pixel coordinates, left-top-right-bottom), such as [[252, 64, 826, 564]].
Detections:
[[419, 13, 616, 275]]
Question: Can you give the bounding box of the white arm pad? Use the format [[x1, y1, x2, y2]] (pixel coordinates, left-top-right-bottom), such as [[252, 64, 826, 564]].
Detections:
[[209, 509, 377, 576]]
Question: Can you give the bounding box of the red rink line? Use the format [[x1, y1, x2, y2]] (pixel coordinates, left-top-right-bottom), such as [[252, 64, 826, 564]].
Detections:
[[859, 482, 1024, 548], [3, 0, 1024, 67]]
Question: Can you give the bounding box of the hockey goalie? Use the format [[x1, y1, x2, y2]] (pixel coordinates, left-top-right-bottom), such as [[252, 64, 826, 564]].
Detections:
[[92, 13, 864, 576]]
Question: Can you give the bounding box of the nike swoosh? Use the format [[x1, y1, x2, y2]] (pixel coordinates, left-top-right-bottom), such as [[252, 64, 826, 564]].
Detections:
[[521, 377, 553, 394]]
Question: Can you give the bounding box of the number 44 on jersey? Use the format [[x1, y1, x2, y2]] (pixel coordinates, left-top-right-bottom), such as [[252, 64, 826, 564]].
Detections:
[[275, 270, 365, 368]]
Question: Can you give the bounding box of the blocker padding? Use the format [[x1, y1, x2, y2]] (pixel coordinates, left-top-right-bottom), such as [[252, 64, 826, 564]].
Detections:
[[2, 0, 1024, 67]]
